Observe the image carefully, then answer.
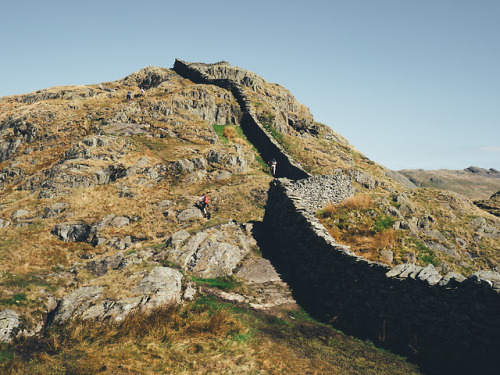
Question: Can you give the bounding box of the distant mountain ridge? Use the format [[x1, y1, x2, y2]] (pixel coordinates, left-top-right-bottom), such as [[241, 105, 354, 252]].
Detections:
[[399, 166, 500, 200]]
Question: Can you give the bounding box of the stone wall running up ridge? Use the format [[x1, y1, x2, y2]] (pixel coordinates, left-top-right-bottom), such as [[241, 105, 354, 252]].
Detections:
[[172, 59, 310, 181], [263, 177, 500, 374], [174, 59, 500, 372]]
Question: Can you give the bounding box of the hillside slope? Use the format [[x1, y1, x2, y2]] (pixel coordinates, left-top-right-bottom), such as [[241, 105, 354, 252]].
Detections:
[[0, 60, 498, 373]]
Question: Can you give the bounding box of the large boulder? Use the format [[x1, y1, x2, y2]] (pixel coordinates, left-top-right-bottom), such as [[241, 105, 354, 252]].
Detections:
[[51, 223, 94, 242], [42, 203, 69, 219], [177, 207, 203, 222], [85, 252, 125, 276], [0, 309, 21, 343], [235, 258, 281, 284], [172, 159, 195, 174], [163, 222, 256, 278], [51, 286, 104, 324], [134, 267, 183, 309], [11, 209, 30, 219]]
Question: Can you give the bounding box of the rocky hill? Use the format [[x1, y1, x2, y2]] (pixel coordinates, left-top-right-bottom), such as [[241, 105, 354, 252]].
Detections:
[[0, 60, 499, 374], [475, 190, 500, 218]]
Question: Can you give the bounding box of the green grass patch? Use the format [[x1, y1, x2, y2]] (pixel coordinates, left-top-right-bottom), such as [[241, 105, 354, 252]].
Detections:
[[0, 347, 13, 363], [0, 272, 57, 292], [211, 124, 268, 173], [212, 124, 230, 144], [288, 307, 319, 324], [262, 123, 286, 145], [191, 276, 240, 291], [212, 124, 247, 143], [373, 216, 396, 232], [0, 293, 28, 306], [410, 239, 441, 267]]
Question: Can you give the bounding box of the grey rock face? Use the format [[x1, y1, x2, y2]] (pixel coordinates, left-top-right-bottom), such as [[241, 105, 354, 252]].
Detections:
[[177, 207, 203, 222], [173, 159, 195, 174], [386, 206, 403, 219], [0, 118, 38, 162], [191, 241, 245, 278], [184, 170, 207, 183], [164, 222, 255, 278], [85, 252, 124, 276], [157, 200, 172, 211], [94, 170, 110, 185], [424, 241, 460, 258], [134, 267, 183, 309], [167, 231, 209, 269], [107, 236, 136, 250], [183, 283, 197, 301], [11, 209, 30, 219], [110, 216, 130, 228], [472, 271, 500, 292], [226, 154, 247, 173], [42, 203, 69, 218], [211, 170, 232, 180], [191, 156, 207, 170], [64, 135, 113, 160], [81, 297, 143, 322], [470, 217, 487, 227], [417, 264, 442, 285], [52, 286, 104, 324], [236, 258, 281, 284], [51, 223, 94, 242], [207, 149, 227, 165], [207, 149, 247, 173], [0, 309, 21, 343], [350, 170, 377, 189], [0, 219, 10, 229], [0, 138, 23, 163]]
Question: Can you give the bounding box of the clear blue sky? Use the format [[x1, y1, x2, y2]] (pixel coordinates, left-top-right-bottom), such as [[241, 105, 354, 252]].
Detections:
[[1, 0, 499, 171]]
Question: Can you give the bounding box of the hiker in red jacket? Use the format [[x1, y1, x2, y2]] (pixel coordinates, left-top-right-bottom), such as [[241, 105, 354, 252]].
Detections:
[[197, 193, 210, 218]]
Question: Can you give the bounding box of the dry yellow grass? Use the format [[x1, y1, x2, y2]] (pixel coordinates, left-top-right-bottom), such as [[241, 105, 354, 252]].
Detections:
[[222, 126, 237, 140], [322, 202, 338, 218], [0, 299, 421, 375], [319, 194, 398, 264], [342, 194, 372, 211]]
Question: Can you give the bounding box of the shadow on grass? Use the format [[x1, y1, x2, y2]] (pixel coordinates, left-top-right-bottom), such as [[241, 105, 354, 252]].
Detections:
[[248, 220, 490, 375]]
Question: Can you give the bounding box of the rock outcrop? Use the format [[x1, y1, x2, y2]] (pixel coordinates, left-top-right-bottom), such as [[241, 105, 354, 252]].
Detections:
[[50, 266, 184, 325], [161, 221, 255, 278], [0, 309, 21, 343]]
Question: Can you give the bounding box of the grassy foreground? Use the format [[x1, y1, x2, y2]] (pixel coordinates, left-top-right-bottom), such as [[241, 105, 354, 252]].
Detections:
[[0, 296, 421, 374]]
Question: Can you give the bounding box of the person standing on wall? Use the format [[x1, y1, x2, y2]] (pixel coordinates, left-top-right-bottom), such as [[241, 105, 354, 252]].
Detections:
[[268, 158, 277, 177]]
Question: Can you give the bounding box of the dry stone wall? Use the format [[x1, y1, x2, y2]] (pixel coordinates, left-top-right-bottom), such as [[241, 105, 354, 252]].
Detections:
[[173, 59, 310, 181], [174, 58, 500, 372], [264, 177, 500, 374]]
